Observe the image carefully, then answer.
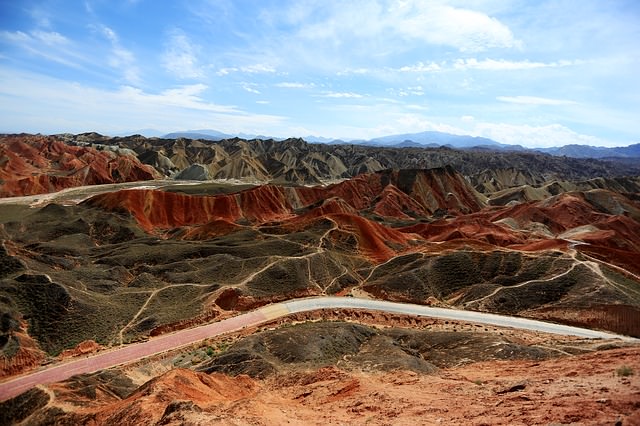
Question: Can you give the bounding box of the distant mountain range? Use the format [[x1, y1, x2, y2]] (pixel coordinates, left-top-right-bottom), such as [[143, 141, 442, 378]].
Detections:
[[145, 129, 640, 160], [163, 130, 284, 142], [537, 144, 640, 159]]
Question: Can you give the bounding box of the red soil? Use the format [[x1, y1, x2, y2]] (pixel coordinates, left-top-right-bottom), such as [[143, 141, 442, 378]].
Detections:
[[0, 135, 159, 197], [402, 216, 527, 247], [86, 189, 243, 232], [58, 340, 102, 360], [326, 213, 419, 262], [41, 346, 640, 425], [0, 322, 46, 379], [490, 193, 609, 234], [172, 219, 245, 240]]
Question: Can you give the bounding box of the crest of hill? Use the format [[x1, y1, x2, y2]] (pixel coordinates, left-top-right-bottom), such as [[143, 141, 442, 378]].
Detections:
[[68, 134, 640, 189]]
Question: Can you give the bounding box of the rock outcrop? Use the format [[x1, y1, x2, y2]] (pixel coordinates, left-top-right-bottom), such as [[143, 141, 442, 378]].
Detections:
[[0, 135, 160, 197]]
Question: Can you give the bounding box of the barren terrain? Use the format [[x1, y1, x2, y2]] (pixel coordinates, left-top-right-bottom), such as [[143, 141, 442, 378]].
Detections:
[[1, 134, 639, 424]]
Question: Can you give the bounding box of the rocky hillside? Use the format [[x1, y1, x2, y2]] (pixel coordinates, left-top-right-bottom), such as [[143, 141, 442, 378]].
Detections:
[[0, 135, 160, 197], [62, 133, 640, 189]]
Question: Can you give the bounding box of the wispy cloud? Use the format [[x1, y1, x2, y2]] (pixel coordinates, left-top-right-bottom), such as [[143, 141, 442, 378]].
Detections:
[[453, 58, 578, 71], [30, 30, 68, 45], [497, 96, 577, 106], [0, 29, 82, 68], [119, 83, 238, 112], [395, 58, 579, 73], [28, 6, 52, 28], [217, 63, 276, 76], [337, 58, 580, 77], [399, 62, 442, 72], [0, 67, 286, 134], [241, 83, 261, 94], [98, 25, 140, 84], [387, 86, 425, 97], [162, 29, 203, 79], [275, 82, 315, 89], [320, 91, 364, 98]]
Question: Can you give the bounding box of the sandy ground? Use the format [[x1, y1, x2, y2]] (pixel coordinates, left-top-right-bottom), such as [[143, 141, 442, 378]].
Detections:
[[180, 346, 640, 425]]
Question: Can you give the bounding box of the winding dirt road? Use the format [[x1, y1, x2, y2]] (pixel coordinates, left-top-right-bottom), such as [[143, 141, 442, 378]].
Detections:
[[0, 297, 636, 402]]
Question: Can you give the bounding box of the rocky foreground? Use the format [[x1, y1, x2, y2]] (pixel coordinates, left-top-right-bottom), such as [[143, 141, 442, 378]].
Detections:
[[2, 317, 639, 425]]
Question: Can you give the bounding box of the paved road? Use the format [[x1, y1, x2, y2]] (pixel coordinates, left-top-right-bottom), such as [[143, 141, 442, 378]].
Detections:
[[0, 297, 636, 402], [0, 180, 201, 207]]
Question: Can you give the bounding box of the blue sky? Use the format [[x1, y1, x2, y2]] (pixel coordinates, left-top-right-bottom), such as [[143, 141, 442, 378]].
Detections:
[[0, 0, 638, 147]]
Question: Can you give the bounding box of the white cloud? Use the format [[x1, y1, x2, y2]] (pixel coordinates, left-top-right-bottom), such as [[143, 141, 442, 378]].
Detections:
[[28, 6, 52, 28], [469, 122, 608, 148], [216, 67, 237, 76], [98, 25, 140, 84], [292, 1, 519, 53], [320, 91, 364, 98], [162, 30, 204, 79], [30, 30, 69, 46], [399, 62, 442, 72], [387, 86, 425, 97], [497, 96, 577, 106], [394, 2, 520, 52], [357, 58, 580, 76], [216, 63, 276, 76], [336, 68, 371, 76], [275, 82, 315, 89], [0, 67, 286, 135], [241, 63, 276, 73], [453, 58, 577, 71], [241, 83, 261, 94], [0, 29, 82, 68]]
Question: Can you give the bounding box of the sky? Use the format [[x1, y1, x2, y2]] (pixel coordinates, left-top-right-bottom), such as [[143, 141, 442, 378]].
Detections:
[[0, 0, 639, 148]]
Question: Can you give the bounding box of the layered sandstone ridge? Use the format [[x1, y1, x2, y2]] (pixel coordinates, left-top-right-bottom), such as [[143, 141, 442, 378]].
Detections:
[[58, 133, 640, 187], [0, 135, 160, 197], [84, 167, 486, 231], [3, 134, 640, 200]]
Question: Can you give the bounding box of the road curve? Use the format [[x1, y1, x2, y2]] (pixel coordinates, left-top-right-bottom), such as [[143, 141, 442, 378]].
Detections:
[[1, 296, 636, 402]]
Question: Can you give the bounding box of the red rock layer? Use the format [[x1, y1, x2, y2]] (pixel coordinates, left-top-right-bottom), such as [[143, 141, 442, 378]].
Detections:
[[85, 167, 485, 231], [84, 170, 640, 271], [58, 340, 102, 360], [0, 135, 159, 197], [490, 193, 610, 234], [487, 191, 640, 273], [402, 216, 527, 247], [47, 369, 259, 425], [294, 167, 486, 218], [171, 219, 245, 240], [85, 186, 293, 232], [0, 323, 46, 379]]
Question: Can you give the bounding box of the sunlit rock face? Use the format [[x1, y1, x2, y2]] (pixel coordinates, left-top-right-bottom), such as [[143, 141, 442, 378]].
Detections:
[[0, 134, 159, 197]]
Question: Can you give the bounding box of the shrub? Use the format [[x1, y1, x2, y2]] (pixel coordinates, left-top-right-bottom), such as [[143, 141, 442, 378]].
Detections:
[[616, 365, 634, 377]]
